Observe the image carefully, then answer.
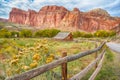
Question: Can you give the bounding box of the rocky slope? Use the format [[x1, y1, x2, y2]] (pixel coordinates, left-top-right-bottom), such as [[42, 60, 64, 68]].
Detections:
[[0, 18, 8, 22], [9, 5, 120, 32]]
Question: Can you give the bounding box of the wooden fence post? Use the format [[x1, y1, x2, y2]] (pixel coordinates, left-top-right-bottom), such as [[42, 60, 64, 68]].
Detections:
[[61, 52, 67, 80], [95, 43, 98, 68]]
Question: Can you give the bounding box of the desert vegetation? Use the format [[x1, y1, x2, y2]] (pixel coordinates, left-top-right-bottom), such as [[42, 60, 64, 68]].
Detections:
[[0, 38, 119, 80], [0, 22, 119, 80], [0, 27, 116, 38], [0, 38, 96, 79], [72, 30, 116, 38]]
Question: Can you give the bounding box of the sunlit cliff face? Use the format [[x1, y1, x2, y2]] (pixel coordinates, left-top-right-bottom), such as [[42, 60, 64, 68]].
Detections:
[[8, 5, 120, 32]]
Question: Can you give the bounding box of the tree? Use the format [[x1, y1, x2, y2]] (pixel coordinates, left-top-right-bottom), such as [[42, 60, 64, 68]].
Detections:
[[10, 31, 19, 38], [109, 30, 116, 37], [0, 28, 11, 38], [72, 31, 93, 38], [94, 30, 116, 37], [19, 29, 32, 38], [34, 29, 60, 38]]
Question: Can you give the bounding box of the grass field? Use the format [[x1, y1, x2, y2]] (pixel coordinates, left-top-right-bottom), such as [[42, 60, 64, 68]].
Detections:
[[0, 38, 118, 80]]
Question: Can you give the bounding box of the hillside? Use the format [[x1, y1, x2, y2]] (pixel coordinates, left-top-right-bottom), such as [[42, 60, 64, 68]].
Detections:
[[0, 18, 8, 22]]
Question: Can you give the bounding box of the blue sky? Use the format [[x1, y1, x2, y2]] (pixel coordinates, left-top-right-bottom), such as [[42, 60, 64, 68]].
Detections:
[[0, 0, 120, 19]]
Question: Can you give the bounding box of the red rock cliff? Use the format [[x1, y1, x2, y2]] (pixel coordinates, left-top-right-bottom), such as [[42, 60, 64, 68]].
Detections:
[[9, 6, 120, 32]]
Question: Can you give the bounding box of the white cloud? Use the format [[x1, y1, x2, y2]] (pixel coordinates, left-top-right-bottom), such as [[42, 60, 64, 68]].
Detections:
[[101, 0, 120, 8]]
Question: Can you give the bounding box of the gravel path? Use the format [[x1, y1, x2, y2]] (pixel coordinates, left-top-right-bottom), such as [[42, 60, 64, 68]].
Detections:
[[106, 42, 120, 79], [106, 42, 120, 53]]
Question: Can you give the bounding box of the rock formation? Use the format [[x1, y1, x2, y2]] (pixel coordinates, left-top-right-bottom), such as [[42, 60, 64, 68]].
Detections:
[[9, 5, 120, 32]]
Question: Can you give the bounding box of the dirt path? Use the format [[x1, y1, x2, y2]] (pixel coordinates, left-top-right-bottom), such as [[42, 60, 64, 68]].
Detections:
[[106, 42, 120, 53], [106, 42, 120, 79]]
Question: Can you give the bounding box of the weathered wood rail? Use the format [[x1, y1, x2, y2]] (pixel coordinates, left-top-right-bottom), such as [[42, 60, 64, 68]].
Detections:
[[6, 42, 106, 80], [89, 50, 105, 80], [70, 50, 105, 80]]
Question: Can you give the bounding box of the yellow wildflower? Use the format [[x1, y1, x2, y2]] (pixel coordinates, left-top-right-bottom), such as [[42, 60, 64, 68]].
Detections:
[[57, 52, 61, 56], [15, 68, 21, 73], [22, 66, 30, 70], [67, 74, 72, 79], [10, 59, 19, 65], [30, 62, 38, 68], [29, 47, 34, 51], [44, 47, 48, 53], [6, 69, 12, 76], [17, 55, 22, 59], [32, 53, 41, 61], [18, 51, 23, 55], [41, 39, 47, 44], [50, 54, 55, 59], [46, 57, 53, 63], [13, 55, 21, 59], [13, 55, 17, 59], [39, 45, 43, 48]]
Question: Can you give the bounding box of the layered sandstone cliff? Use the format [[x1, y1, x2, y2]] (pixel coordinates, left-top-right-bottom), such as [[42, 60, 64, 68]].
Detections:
[[9, 5, 120, 32]]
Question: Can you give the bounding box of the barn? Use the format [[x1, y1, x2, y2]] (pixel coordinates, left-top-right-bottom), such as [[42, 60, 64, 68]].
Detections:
[[53, 32, 73, 41]]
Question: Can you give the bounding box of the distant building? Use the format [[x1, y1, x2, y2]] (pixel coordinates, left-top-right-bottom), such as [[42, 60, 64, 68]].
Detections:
[[53, 32, 73, 41]]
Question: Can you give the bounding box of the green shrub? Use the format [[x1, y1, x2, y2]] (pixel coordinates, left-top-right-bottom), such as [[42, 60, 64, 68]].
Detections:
[[34, 29, 60, 38], [10, 31, 19, 38], [83, 33, 93, 38], [94, 30, 109, 37], [19, 29, 32, 38], [109, 30, 116, 37], [0, 28, 60, 38], [94, 30, 116, 37], [72, 31, 93, 38], [34, 30, 42, 37], [72, 31, 81, 38], [0, 28, 11, 38]]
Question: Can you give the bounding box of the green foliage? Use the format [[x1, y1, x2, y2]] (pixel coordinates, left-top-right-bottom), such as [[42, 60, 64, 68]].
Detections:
[[94, 30, 109, 37], [0, 22, 5, 29], [0, 27, 116, 38], [0, 28, 11, 38], [94, 30, 116, 37], [72, 31, 93, 38], [0, 28, 60, 38], [10, 31, 19, 38], [0, 38, 96, 79], [0, 75, 5, 80], [109, 30, 116, 37], [34, 29, 60, 38], [83, 33, 93, 38], [105, 48, 114, 61], [19, 29, 32, 38], [95, 64, 118, 80], [72, 31, 82, 38], [95, 48, 118, 80]]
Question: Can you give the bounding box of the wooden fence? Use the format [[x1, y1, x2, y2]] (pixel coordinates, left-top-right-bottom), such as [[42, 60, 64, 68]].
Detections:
[[6, 42, 106, 80]]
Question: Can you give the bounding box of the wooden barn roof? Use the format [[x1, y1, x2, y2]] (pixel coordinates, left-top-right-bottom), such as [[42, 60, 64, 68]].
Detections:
[[54, 32, 71, 40]]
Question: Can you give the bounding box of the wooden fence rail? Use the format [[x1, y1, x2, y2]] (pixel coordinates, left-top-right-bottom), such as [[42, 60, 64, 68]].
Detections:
[[89, 50, 105, 80], [70, 50, 105, 80], [6, 42, 106, 80]]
